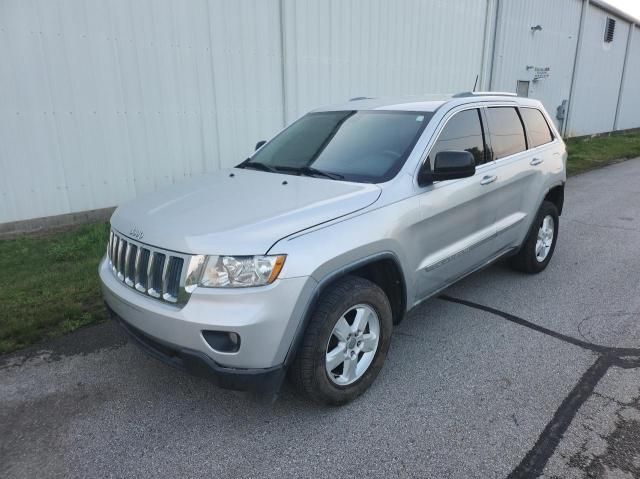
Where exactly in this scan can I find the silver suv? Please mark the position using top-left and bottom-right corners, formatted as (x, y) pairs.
(100, 92), (566, 405)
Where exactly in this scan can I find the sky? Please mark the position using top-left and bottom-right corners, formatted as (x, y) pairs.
(602, 0), (640, 20)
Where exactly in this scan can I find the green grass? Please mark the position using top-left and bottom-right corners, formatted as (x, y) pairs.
(566, 132), (640, 176)
(0, 223), (110, 354)
(1, 133), (640, 355)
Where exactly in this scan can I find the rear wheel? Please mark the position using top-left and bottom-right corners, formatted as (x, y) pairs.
(509, 200), (559, 274)
(289, 276), (393, 405)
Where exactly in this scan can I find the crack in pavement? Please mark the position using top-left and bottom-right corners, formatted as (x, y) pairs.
(569, 393), (640, 477)
(438, 294), (640, 479)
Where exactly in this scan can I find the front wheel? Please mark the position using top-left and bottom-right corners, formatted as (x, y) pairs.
(289, 276), (393, 405)
(509, 200), (559, 274)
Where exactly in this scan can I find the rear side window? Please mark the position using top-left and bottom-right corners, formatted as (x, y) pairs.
(485, 107), (527, 160)
(520, 108), (554, 148)
(428, 109), (486, 167)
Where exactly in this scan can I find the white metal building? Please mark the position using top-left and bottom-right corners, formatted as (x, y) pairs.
(1, 0), (639, 228)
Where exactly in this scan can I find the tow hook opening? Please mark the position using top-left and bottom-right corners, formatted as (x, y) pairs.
(202, 330), (241, 353)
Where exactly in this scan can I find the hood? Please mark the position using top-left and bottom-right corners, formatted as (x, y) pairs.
(111, 168), (381, 255)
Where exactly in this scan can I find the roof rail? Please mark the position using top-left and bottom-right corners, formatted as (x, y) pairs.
(349, 96), (373, 101)
(452, 91), (517, 98)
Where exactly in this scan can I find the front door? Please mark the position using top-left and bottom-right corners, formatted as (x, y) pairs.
(411, 107), (502, 301)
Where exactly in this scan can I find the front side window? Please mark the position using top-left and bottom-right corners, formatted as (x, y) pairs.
(485, 107), (527, 160)
(520, 108), (554, 148)
(428, 109), (486, 167)
(247, 110), (433, 183)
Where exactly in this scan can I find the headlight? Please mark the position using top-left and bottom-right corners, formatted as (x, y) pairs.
(187, 255), (286, 289)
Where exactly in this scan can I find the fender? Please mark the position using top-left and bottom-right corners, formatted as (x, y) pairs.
(282, 251), (407, 366)
(537, 181), (565, 216)
(545, 182), (565, 215)
(512, 181), (565, 256)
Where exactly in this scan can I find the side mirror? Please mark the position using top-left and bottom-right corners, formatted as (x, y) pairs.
(418, 150), (476, 185)
(255, 140), (267, 151)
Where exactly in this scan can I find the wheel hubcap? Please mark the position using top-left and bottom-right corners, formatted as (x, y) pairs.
(535, 215), (555, 262)
(325, 304), (380, 386)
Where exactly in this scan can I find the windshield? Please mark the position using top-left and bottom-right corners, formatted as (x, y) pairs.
(244, 110), (433, 183)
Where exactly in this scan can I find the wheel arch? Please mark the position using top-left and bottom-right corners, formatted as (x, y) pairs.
(283, 252), (407, 366)
(544, 183), (565, 215)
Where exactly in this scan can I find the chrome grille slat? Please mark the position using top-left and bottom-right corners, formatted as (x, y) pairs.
(125, 244), (137, 287)
(116, 238), (126, 281)
(133, 247), (143, 290)
(150, 253), (166, 297)
(161, 257), (183, 303)
(136, 249), (151, 292)
(113, 235), (118, 269)
(168, 258), (183, 299)
(147, 251), (160, 297)
(108, 229), (191, 306)
(108, 231), (114, 261)
(117, 239), (126, 280)
(112, 235), (119, 273)
(160, 256), (171, 301)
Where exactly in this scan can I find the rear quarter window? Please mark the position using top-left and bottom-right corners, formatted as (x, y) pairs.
(520, 108), (554, 148)
(485, 107), (527, 160)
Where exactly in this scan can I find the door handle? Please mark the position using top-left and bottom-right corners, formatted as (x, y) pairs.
(480, 175), (497, 185)
(530, 157), (544, 166)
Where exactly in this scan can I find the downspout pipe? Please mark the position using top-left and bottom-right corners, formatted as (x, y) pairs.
(614, 23), (634, 130)
(564, 0), (589, 138)
(487, 0), (501, 90)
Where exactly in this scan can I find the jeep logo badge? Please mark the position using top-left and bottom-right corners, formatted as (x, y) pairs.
(129, 227), (144, 240)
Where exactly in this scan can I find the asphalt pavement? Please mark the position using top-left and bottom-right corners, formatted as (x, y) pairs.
(2, 159), (640, 479)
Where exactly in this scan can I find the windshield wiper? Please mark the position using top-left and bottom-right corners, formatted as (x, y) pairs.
(236, 159), (278, 173)
(237, 159), (343, 180)
(293, 166), (344, 180)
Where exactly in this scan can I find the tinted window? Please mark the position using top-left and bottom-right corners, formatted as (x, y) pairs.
(520, 108), (553, 148)
(485, 107), (527, 159)
(428, 109), (486, 167)
(249, 110), (433, 183)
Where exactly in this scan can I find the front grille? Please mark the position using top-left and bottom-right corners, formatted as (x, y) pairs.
(107, 230), (192, 304)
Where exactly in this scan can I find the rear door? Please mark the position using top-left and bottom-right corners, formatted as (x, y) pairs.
(483, 105), (546, 250)
(412, 107), (502, 300)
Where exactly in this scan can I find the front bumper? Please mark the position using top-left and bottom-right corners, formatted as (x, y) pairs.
(107, 306), (286, 392)
(99, 256), (317, 371)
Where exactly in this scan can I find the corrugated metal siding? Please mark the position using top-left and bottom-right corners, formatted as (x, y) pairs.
(281, 0), (488, 122)
(0, 0), (284, 224)
(2, 0), (640, 225)
(567, 4), (630, 136)
(616, 25), (640, 131)
(490, 0), (583, 129)
(1, 0), (489, 224)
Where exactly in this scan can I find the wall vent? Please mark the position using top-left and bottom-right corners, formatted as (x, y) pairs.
(604, 17), (616, 43)
(516, 81), (530, 97)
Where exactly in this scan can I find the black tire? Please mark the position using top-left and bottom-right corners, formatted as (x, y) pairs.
(509, 200), (559, 274)
(289, 276), (393, 406)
